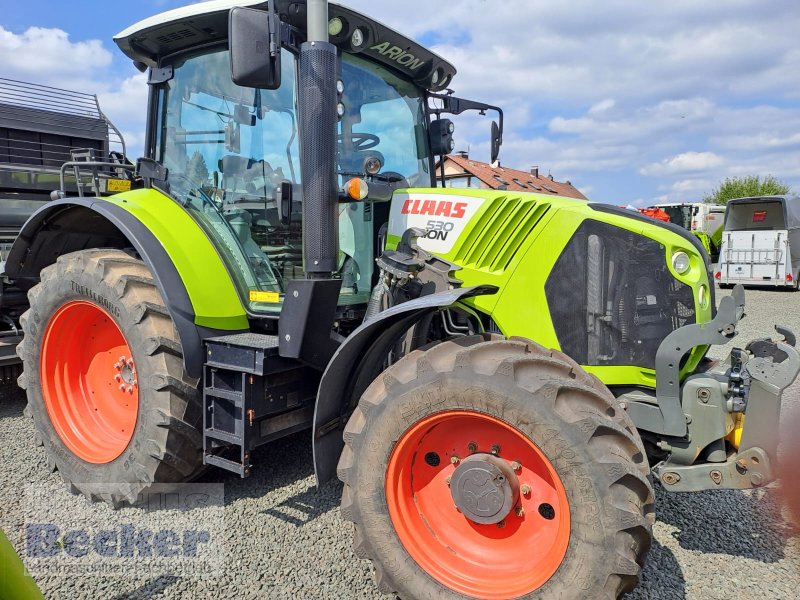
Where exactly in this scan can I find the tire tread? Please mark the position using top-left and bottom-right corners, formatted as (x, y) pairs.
(339, 335), (654, 599)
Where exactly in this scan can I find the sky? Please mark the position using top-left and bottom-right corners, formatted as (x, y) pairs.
(1, 0), (798, 206)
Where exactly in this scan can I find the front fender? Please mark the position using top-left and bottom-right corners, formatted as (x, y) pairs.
(313, 285), (497, 484)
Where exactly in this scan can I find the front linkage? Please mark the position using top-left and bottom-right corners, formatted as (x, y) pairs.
(627, 285), (799, 492)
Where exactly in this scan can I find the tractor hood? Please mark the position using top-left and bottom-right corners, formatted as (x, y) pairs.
(114, 0), (456, 92)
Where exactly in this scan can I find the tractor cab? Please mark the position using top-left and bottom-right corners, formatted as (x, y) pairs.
(114, 0), (495, 317)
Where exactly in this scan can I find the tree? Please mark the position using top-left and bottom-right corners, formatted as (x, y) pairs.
(703, 175), (790, 205)
(185, 151), (210, 187)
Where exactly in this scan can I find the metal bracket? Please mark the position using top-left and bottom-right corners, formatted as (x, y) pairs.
(727, 347), (749, 412)
(738, 333), (800, 460)
(776, 324), (796, 348)
(278, 279), (343, 370)
(148, 66), (174, 85)
(654, 447), (771, 492)
(136, 157), (168, 183)
(627, 285), (746, 436)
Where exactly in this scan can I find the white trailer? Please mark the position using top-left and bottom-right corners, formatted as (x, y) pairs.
(716, 195), (800, 289)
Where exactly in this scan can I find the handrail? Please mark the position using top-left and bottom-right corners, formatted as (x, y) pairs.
(58, 161), (135, 198)
(0, 78), (101, 119)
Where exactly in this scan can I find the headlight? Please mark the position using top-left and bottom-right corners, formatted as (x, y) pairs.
(328, 17), (344, 37)
(364, 156), (382, 176)
(672, 251), (691, 275)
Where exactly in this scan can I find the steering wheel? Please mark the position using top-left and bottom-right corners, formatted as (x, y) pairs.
(338, 132), (380, 152)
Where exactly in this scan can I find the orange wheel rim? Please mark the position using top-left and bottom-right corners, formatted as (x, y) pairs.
(40, 301), (139, 464)
(385, 411), (570, 599)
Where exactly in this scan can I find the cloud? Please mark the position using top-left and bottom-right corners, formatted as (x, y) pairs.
(0, 26), (112, 77)
(3, 1), (799, 204)
(97, 74), (148, 114)
(668, 178), (716, 194)
(349, 0), (800, 202)
(641, 152), (724, 177)
(588, 99), (615, 114)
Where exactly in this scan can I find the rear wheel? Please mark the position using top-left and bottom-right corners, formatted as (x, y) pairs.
(339, 335), (654, 599)
(18, 249), (203, 506)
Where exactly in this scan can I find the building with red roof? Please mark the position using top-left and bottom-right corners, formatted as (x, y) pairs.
(437, 153), (587, 200)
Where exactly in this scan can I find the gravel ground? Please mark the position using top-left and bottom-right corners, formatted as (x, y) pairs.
(1, 285), (798, 600)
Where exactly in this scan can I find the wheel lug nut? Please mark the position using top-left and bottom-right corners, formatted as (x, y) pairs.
(445, 477), (451, 487)
(497, 519), (505, 529)
(491, 444), (501, 456)
(127, 386), (133, 394)
(467, 442), (478, 453)
(511, 461), (522, 472)
(114, 374), (122, 382)
(516, 506), (525, 518)
(119, 384), (126, 391)
(521, 484), (532, 496)
(114, 363), (122, 370)
(450, 456), (460, 466)
(119, 356), (126, 363)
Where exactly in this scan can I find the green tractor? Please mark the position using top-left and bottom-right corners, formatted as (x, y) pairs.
(5, 1), (798, 598)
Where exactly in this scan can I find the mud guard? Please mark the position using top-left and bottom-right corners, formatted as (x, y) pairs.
(4, 198), (239, 378)
(313, 285), (497, 484)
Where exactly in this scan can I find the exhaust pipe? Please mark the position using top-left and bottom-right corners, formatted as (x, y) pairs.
(279, 0), (343, 365)
(306, 0), (329, 43)
(299, 0), (338, 277)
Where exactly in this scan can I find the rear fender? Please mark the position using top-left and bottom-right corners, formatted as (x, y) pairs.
(5, 194), (248, 378)
(313, 285), (497, 484)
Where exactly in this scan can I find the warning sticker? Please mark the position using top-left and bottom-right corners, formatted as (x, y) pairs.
(107, 179), (132, 193)
(249, 291), (281, 303)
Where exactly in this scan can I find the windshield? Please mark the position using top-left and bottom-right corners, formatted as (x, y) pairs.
(156, 47), (430, 314)
(339, 54), (430, 186)
(159, 47), (299, 307)
(725, 200), (788, 231)
(661, 205), (691, 230)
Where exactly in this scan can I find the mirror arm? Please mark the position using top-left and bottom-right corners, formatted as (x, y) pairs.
(428, 93), (504, 167)
(428, 93), (504, 144)
(268, 0), (279, 57)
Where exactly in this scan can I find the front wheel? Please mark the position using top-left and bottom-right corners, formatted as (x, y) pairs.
(339, 336), (654, 599)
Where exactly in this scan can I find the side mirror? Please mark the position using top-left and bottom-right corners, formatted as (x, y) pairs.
(490, 120), (502, 164)
(429, 118), (455, 157)
(229, 7), (281, 90)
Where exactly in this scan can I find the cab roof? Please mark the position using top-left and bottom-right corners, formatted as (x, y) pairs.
(114, 0), (456, 92)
